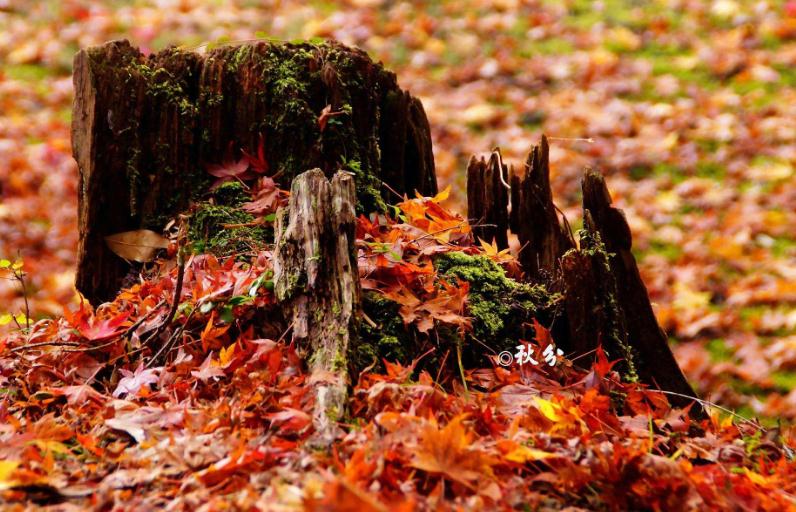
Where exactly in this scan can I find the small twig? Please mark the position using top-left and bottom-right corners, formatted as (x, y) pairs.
(18, 276), (30, 331)
(647, 389), (765, 431)
(554, 203), (577, 248)
(62, 336), (129, 354)
(123, 299), (167, 339)
(453, 337), (468, 394)
(491, 147), (511, 191)
(546, 136), (595, 143)
(380, 180), (405, 201)
(361, 311), (378, 329)
(142, 244), (186, 350)
(435, 348), (450, 384)
(275, 321), (294, 344)
(221, 218), (265, 229)
(9, 341), (81, 353)
(146, 311), (192, 368)
(406, 222), (469, 245)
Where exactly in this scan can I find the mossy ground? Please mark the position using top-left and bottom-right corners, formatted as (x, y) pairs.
(356, 291), (412, 371)
(434, 251), (558, 358)
(187, 181), (271, 256)
(355, 253), (559, 372)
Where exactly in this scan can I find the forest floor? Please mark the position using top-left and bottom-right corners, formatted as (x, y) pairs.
(1, 0), (796, 509)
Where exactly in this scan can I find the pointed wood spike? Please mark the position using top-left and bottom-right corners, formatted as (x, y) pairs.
(511, 136), (573, 284)
(579, 169), (704, 417)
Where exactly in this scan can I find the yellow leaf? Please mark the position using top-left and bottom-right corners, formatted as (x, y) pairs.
(673, 282), (711, 311)
(534, 397), (562, 422)
(0, 314), (12, 326)
(479, 238), (498, 256)
(431, 185), (451, 203)
(32, 439), (71, 455)
(505, 445), (556, 463)
(219, 342), (237, 367)
(0, 460), (19, 482)
(744, 468), (773, 486)
(105, 229), (169, 263)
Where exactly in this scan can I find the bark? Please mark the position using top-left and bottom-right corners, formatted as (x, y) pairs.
(510, 135), (574, 284)
(466, 151), (509, 249)
(273, 169), (359, 446)
(72, 39), (437, 304)
(580, 171), (700, 411)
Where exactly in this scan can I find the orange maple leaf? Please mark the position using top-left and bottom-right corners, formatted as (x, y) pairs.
(410, 415), (495, 488)
(201, 312), (230, 352)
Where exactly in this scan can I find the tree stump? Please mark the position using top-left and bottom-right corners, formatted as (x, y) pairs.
(467, 136), (703, 415)
(274, 169), (359, 446)
(72, 39), (436, 304)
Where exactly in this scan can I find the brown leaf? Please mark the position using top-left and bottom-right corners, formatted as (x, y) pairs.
(104, 230), (169, 263)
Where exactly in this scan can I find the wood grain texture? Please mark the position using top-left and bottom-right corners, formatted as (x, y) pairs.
(273, 169), (359, 445)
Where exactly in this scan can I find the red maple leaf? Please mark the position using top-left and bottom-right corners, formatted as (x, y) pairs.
(241, 176), (284, 216)
(64, 303), (130, 342)
(242, 134), (269, 174)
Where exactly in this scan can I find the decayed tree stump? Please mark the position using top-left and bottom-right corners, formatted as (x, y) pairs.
(72, 39), (436, 304)
(579, 171), (698, 409)
(72, 38), (701, 417)
(467, 135), (703, 415)
(273, 169), (359, 445)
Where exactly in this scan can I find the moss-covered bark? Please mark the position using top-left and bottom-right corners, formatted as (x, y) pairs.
(73, 39), (437, 304)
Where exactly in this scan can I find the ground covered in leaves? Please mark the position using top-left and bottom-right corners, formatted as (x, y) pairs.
(1, 191), (795, 510)
(1, 0), (796, 508)
(2, 0), (796, 425)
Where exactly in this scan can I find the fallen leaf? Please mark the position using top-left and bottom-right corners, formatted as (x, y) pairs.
(105, 230), (169, 263)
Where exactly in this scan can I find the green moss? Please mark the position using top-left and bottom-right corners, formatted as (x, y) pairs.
(227, 44), (253, 73)
(187, 182), (269, 256)
(126, 58), (198, 118)
(211, 181), (250, 207)
(356, 291), (411, 371)
(3, 63), (52, 82)
(771, 371), (796, 392)
(331, 348), (347, 373)
(434, 252), (557, 355)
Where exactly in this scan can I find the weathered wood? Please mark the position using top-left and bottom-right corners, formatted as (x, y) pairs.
(510, 135), (574, 284)
(72, 40), (437, 304)
(561, 212), (635, 377)
(273, 169), (359, 445)
(466, 150), (509, 249)
(467, 136), (702, 415)
(580, 170), (700, 412)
